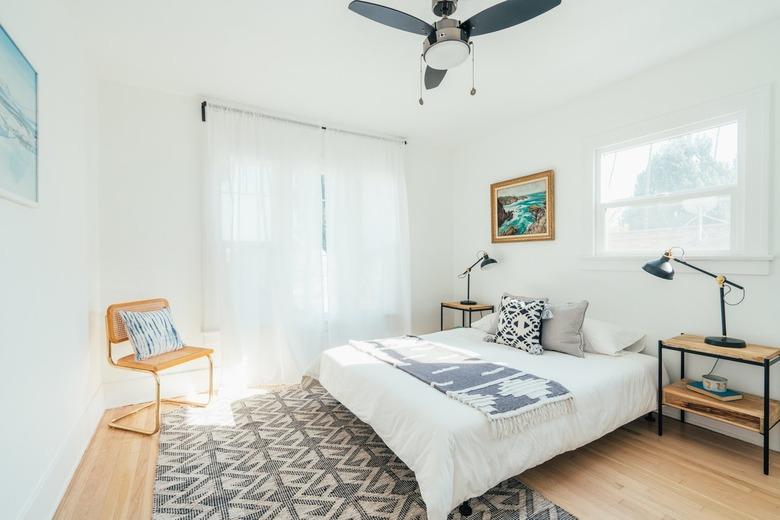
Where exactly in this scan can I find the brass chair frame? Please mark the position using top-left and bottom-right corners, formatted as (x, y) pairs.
(106, 298), (214, 435)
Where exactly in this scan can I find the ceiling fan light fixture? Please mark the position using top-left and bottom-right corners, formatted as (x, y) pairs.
(422, 20), (470, 71)
(424, 39), (470, 70)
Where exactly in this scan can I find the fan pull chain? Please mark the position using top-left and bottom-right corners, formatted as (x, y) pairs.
(470, 42), (476, 96)
(418, 54), (425, 105)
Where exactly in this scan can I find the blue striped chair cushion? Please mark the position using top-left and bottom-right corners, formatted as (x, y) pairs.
(118, 308), (184, 360)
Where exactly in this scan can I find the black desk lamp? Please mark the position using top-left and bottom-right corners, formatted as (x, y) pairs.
(458, 250), (498, 305)
(642, 247), (746, 348)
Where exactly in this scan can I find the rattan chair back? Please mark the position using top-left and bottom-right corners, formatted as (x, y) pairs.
(106, 298), (169, 344)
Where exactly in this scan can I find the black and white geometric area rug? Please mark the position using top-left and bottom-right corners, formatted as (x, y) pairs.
(154, 382), (577, 520)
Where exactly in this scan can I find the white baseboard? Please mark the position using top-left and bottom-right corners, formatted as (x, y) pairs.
(102, 366), (217, 409)
(18, 386), (105, 520)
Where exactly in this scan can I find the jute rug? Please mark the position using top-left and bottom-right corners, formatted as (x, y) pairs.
(154, 382), (577, 519)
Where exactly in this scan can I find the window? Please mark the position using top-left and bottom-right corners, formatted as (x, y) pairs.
(220, 167), (272, 243)
(584, 87), (770, 274)
(595, 119), (740, 255)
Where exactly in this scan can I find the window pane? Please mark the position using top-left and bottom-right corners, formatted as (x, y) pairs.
(604, 195), (731, 253)
(220, 168), (271, 243)
(600, 122), (738, 203)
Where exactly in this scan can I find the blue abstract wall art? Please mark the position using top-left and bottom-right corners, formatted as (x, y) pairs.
(0, 24), (37, 206)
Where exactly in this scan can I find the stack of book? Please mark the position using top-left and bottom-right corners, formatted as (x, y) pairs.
(686, 380), (743, 401)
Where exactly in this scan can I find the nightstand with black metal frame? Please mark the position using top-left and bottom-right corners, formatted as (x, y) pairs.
(658, 334), (780, 475)
(440, 301), (494, 330)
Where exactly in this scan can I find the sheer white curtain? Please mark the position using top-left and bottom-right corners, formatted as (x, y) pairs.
(203, 106), (326, 386)
(323, 131), (411, 345)
(204, 104), (410, 386)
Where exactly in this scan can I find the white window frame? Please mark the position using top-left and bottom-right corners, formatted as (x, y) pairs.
(594, 113), (745, 257)
(581, 86), (772, 275)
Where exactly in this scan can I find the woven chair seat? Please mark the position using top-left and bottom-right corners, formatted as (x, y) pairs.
(116, 346), (214, 372)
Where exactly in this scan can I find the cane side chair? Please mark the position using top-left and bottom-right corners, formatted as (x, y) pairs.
(105, 298), (214, 435)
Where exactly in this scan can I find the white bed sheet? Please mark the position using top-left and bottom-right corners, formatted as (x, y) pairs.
(318, 328), (662, 520)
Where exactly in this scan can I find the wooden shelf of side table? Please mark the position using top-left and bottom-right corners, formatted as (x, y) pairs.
(663, 380), (780, 433)
(658, 334), (780, 475)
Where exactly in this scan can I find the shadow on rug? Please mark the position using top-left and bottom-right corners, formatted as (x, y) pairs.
(154, 382), (577, 519)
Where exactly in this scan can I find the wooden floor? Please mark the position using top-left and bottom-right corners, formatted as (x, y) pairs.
(56, 399), (780, 520)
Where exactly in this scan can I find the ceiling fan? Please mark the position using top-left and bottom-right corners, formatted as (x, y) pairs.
(348, 0), (561, 92)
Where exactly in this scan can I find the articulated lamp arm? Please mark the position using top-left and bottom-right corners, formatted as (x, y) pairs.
(669, 256), (744, 290)
(652, 247), (747, 347)
(459, 253), (486, 278)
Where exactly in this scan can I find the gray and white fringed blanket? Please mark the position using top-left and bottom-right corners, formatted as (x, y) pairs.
(350, 336), (573, 436)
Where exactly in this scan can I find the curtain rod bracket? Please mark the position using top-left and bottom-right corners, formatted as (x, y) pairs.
(201, 101), (207, 122)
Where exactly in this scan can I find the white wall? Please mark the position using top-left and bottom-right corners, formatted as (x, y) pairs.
(406, 142), (455, 334)
(449, 19), (780, 449)
(97, 81), (209, 406)
(0, 1), (102, 518)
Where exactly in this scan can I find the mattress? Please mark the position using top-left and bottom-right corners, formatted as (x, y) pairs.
(318, 327), (661, 520)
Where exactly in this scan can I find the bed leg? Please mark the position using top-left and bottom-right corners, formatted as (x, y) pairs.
(459, 500), (472, 516)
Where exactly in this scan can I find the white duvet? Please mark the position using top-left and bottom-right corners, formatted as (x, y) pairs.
(318, 328), (661, 520)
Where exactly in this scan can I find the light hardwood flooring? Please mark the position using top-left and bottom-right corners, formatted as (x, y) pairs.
(55, 399), (780, 520)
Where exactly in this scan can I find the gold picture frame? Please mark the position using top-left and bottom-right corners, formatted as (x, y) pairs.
(490, 170), (555, 243)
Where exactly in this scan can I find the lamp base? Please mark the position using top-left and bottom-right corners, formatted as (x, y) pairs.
(704, 336), (747, 348)
(459, 299), (477, 306)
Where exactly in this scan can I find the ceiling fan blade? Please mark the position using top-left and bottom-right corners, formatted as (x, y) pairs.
(348, 1), (434, 35)
(424, 67), (447, 89)
(461, 0), (561, 37)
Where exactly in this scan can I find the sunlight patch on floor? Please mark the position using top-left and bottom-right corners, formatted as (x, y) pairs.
(177, 387), (272, 427)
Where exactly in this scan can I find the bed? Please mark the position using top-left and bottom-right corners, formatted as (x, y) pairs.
(318, 327), (662, 520)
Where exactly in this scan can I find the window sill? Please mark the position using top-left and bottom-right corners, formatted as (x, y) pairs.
(578, 255), (773, 276)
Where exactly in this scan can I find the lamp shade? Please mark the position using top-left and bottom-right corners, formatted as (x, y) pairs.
(642, 255), (674, 280)
(480, 254), (498, 269)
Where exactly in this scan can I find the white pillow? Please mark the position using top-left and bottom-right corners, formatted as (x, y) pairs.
(472, 312), (498, 334)
(623, 336), (647, 353)
(582, 318), (646, 355)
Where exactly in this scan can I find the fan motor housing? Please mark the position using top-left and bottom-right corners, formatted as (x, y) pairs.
(432, 0), (458, 17)
(423, 19), (470, 70)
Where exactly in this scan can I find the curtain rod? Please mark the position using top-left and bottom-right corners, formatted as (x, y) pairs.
(201, 101), (407, 145)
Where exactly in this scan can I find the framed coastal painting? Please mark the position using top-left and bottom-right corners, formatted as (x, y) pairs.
(490, 170), (555, 243)
(0, 25), (38, 206)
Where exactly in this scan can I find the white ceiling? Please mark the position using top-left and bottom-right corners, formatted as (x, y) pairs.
(72, 0), (780, 145)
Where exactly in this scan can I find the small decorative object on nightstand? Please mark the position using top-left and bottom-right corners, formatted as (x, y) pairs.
(440, 301), (494, 330)
(657, 334), (780, 475)
(701, 373), (729, 394)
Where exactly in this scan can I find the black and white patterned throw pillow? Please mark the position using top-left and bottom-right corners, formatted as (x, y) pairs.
(488, 296), (546, 354)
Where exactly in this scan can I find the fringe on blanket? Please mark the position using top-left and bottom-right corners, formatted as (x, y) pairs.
(442, 375), (574, 436)
(458, 395), (575, 437)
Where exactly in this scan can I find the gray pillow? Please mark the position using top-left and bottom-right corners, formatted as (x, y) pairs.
(541, 301), (589, 357)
